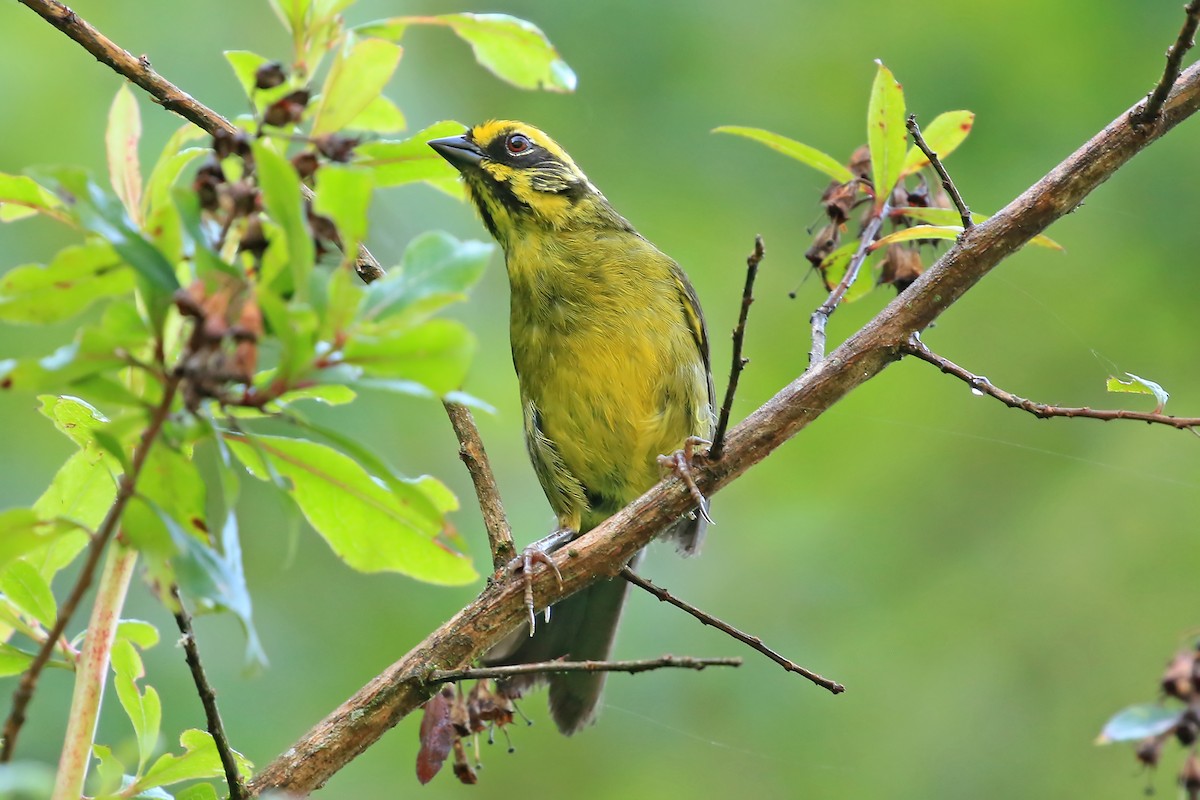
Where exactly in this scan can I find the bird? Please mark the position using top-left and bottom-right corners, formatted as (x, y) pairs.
(429, 121), (713, 734)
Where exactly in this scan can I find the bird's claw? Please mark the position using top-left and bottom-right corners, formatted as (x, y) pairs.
(657, 436), (713, 525)
(505, 540), (566, 636)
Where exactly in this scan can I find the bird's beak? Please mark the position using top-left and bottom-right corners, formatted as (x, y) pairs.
(428, 134), (484, 170)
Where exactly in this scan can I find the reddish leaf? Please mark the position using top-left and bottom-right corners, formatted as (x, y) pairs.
(416, 687), (455, 784)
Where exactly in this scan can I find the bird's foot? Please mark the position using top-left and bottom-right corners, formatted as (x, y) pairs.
(505, 528), (573, 635)
(657, 436), (714, 525)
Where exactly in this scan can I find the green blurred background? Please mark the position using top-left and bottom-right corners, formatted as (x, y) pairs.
(2, 0), (1198, 797)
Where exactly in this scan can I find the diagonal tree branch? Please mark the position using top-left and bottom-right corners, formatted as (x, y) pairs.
(246, 61), (1200, 797)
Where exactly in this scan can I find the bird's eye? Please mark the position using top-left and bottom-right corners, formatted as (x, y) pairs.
(505, 133), (532, 155)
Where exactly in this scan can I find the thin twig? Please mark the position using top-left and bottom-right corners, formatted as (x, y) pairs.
(809, 201), (890, 366)
(170, 586), (246, 800)
(710, 235), (764, 461)
(443, 401), (515, 571)
(901, 338), (1200, 431)
(906, 115), (973, 230)
(1, 373), (182, 762)
(429, 655), (741, 683)
(15, 0), (385, 284)
(620, 568), (845, 695)
(1135, 0), (1200, 124)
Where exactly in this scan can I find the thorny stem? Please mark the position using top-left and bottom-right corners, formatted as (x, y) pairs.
(710, 235), (765, 461)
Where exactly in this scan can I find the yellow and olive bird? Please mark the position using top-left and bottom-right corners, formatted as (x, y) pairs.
(430, 121), (713, 734)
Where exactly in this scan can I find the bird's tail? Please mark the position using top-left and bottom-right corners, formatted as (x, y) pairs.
(485, 551), (644, 734)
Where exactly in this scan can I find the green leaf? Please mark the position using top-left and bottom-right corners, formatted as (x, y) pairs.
(311, 35), (404, 136)
(173, 511), (268, 671)
(272, 383), (358, 408)
(0, 173), (72, 225)
(253, 141), (314, 302)
(0, 643), (36, 677)
(900, 110), (974, 177)
(131, 729), (251, 794)
(267, 0), (310, 36)
(344, 318), (474, 395)
(142, 124), (209, 222)
(1096, 703), (1182, 743)
(867, 60), (906, 209)
(36, 168), (179, 296)
(224, 50), (271, 100)
(0, 560), (57, 629)
(363, 231), (492, 325)
(313, 165), (373, 257)
(1106, 373), (1170, 410)
(818, 243), (879, 304)
(91, 744), (127, 797)
(258, 290), (319, 384)
(712, 126), (854, 184)
(360, 13), (576, 92)
(356, 120), (466, 195)
(175, 783), (220, 800)
(116, 619), (161, 650)
(133, 445), (209, 553)
(0, 510), (82, 573)
(32, 449), (115, 575)
(319, 263), (364, 340)
(871, 225), (962, 249)
(314, 0), (355, 15)
(174, 188), (243, 280)
(144, 148), (207, 229)
(1, 297), (153, 396)
(892, 206), (1071, 248)
(346, 95), (406, 134)
(106, 85), (143, 225)
(0, 243), (134, 325)
(38, 394), (115, 451)
(111, 638), (162, 773)
(287, 415), (438, 506)
(227, 434), (476, 585)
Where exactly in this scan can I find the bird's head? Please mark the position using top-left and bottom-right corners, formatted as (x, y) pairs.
(429, 121), (623, 245)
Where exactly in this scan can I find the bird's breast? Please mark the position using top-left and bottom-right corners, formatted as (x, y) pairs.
(505, 234), (706, 507)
